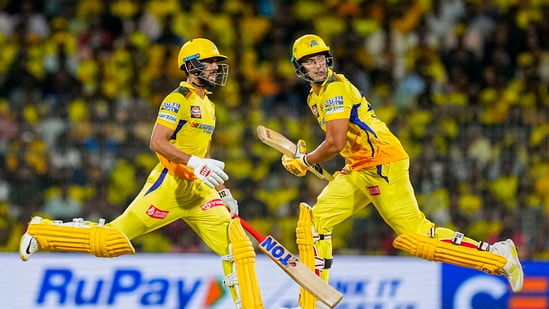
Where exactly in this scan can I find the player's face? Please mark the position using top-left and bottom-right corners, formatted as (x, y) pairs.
(195, 58), (228, 89)
(301, 54), (327, 82)
(201, 59), (220, 83)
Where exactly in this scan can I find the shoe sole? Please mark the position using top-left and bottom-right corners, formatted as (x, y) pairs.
(19, 233), (34, 262)
(19, 216), (43, 262)
(506, 239), (524, 292)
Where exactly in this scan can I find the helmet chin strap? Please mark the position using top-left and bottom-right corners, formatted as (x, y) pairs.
(194, 77), (216, 91)
(201, 78), (216, 91)
(189, 72), (216, 92)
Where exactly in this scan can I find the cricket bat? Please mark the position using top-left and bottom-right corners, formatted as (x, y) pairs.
(237, 216), (343, 308)
(256, 125), (334, 181)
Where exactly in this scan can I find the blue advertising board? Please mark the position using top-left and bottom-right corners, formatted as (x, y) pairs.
(442, 261), (549, 309)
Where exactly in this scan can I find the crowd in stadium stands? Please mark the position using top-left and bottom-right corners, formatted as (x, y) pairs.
(0, 0), (548, 259)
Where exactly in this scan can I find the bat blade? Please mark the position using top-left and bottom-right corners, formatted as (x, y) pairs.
(256, 125), (333, 181)
(256, 235), (343, 308)
(256, 125), (298, 157)
(238, 218), (343, 308)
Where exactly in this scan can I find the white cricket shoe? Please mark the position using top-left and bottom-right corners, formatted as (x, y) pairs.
(19, 216), (43, 261)
(490, 239), (524, 292)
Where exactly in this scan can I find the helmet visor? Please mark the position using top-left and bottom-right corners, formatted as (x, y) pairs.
(294, 54), (333, 83)
(186, 57), (229, 88)
(199, 62), (229, 87)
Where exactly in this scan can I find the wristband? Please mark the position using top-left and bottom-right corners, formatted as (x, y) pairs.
(218, 188), (231, 198)
(301, 154), (311, 166)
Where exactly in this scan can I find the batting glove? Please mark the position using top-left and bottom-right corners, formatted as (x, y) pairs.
(218, 188), (239, 217)
(281, 139), (310, 177)
(187, 155), (229, 188)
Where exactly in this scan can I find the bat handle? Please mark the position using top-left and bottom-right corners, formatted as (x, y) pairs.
(234, 216), (266, 242)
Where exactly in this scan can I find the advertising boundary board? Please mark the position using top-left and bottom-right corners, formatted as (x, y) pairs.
(1, 253), (545, 308)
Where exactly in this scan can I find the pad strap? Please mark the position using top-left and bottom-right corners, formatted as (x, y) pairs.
(313, 233), (332, 242)
(223, 272), (239, 287)
(477, 241), (491, 252)
(315, 257), (333, 270)
(221, 253), (235, 262)
(452, 232), (464, 245)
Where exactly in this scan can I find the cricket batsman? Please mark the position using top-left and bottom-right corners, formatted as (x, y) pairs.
(279, 34), (523, 309)
(19, 38), (263, 309)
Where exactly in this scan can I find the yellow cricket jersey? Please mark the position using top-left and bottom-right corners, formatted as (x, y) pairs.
(155, 81), (216, 179)
(307, 70), (409, 170)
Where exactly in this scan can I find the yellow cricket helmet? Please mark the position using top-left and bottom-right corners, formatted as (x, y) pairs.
(177, 38), (227, 71)
(291, 34), (330, 63)
(177, 38), (229, 88)
(291, 34), (333, 82)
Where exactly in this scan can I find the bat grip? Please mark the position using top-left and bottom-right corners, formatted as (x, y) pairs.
(235, 216), (266, 242)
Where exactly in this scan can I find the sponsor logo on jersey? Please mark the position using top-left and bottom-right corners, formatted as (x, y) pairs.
(161, 102), (180, 113)
(325, 96), (344, 115)
(189, 122), (215, 134)
(367, 186), (381, 196)
(200, 199), (225, 211)
(312, 104), (319, 118)
(325, 96), (343, 107)
(191, 106), (202, 118)
(146, 205), (169, 219)
(158, 112), (177, 124)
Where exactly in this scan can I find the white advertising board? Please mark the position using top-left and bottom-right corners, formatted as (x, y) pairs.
(1, 253), (439, 308)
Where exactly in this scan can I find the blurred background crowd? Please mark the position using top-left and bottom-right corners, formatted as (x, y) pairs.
(0, 0), (548, 259)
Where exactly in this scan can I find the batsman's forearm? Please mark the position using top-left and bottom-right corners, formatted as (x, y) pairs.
(306, 141), (340, 165)
(151, 139), (191, 164)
